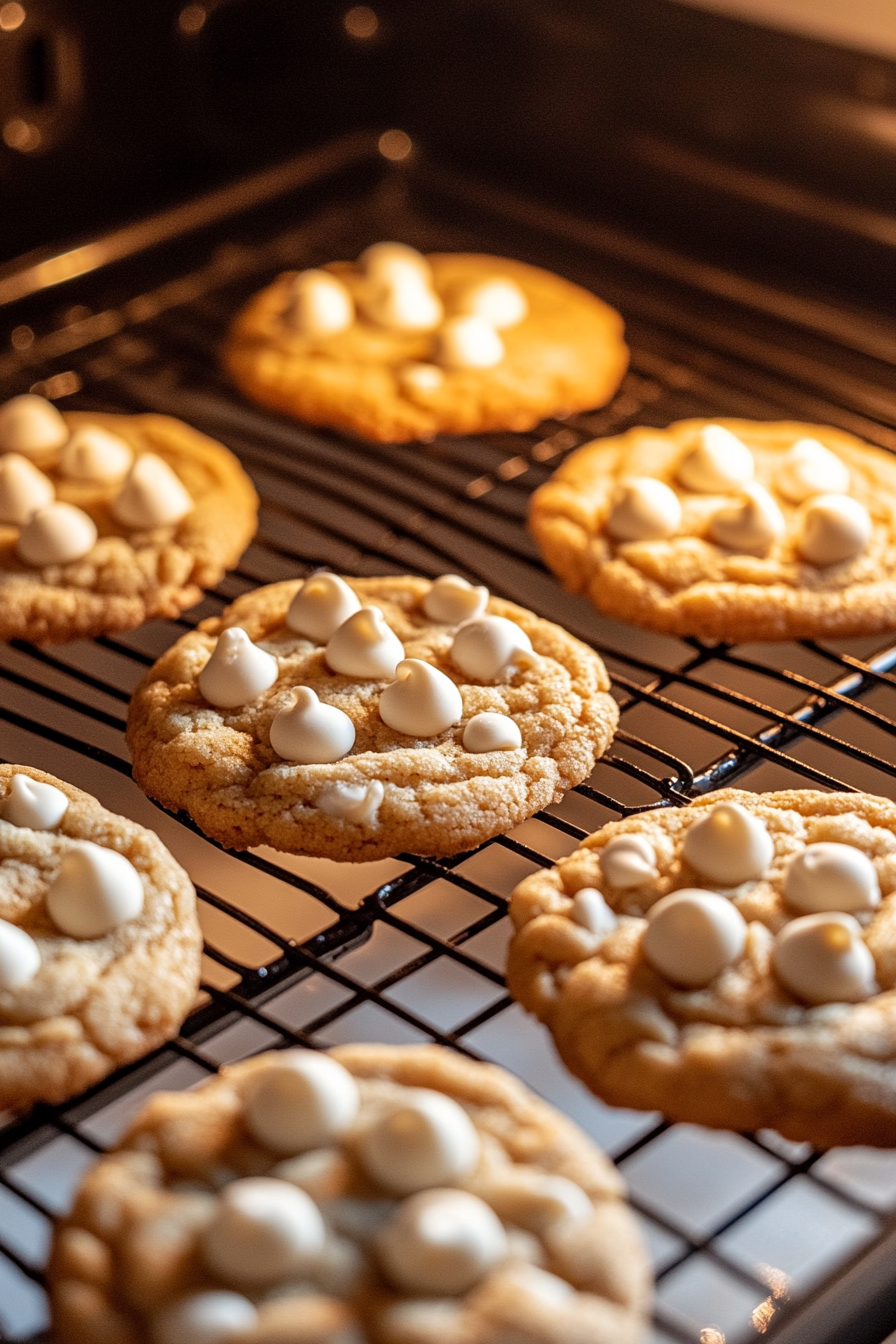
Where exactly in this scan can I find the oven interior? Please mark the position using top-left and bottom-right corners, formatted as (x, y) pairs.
(0, 107), (895, 1344)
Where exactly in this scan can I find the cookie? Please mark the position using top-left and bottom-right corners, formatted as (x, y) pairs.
(126, 573), (619, 861)
(223, 243), (628, 442)
(48, 1042), (652, 1344)
(507, 788), (896, 1148)
(530, 417), (896, 642)
(0, 395), (259, 644)
(0, 764), (202, 1111)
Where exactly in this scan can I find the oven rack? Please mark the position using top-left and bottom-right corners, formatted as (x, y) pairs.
(0, 137), (896, 1344)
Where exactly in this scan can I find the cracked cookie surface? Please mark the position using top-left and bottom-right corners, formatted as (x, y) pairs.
(126, 575), (619, 860)
(530, 418), (896, 641)
(507, 789), (896, 1148)
(0, 764), (202, 1111)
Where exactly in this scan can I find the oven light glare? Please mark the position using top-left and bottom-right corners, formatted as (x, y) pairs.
(379, 129), (412, 161)
(344, 5), (378, 39)
(3, 117), (40, 151)
(0, 3), (25, 32)
(178, 4), (206, 36)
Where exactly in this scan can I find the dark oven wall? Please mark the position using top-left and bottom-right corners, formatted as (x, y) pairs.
(0, 0), (895, 303)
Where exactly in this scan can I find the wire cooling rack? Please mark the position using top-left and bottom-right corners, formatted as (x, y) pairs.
(1, 135), (896, 1344)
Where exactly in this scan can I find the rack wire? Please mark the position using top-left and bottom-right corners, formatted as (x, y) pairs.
(1, 136), (896, 1344)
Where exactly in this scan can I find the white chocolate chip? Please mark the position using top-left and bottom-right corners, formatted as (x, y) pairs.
(708, 482), (785, 554)
(570, 887), (617, 937)
(326, 607), (405, 679)
(17, 502), (97, 567)
(0, 395), (68, 459)
(775, 438), (850, 503)
(199, 628), (279, 709)
(112, 454), (193, 528)
(682, 801), (774, 886)
(642, 888), (748, 988)
(282, 269), (354, 337)
(1, 774), (68, 829)
(271, 1147), (349, 1200)
(151, 1290), (258, 1344)
(359, 1089), (481, 1194)
(317, 780), (384, 826)
(771, 912), (878, 1005)
(423, 574), (489, 624)
(398, 362), (445, 397)
(435, 315), (504, 369)
(495, 1263), (576, 1305)
(0, 918), (41, 991)
(599, 834), (659, 888)
(361, 274), (443, 333)
(606, 477), (681, 542)
(241, 1051), (359, 1156)
(453, 277), (528, 329)
(785, 842), (880, 914)
(377, 1299), (465, 1343)
(677, 424), (755, 493)
(286, 573), (361, 642)
(269, 687), (355, 763)
(483, 1169), (592, 1235)
(201, 1178), (325, 1288)
(450, 615), (532, 681)
(796, 493), (871, 566)
(59, 425), (133, 482)
(0, 454), (54, 525)
(359, 241), (432, 286)
(462, 711), (522, 752)
(379, 658), (463, 737)
(376, 1189), (507, 1296)
(45, 841), (144, 939)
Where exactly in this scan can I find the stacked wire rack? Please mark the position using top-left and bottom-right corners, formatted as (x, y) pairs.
(1, 137), (896, 1344)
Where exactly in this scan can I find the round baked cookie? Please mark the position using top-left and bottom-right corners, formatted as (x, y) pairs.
(529, 417), (896, 641)
(126, 573), (619, 860)
(48, 1043), (652, 1344)
(0, 397), (259, 644)
(507, 788), (896, 1148)
(223, 245), (628, 442)
(0, 764), (202, 1111)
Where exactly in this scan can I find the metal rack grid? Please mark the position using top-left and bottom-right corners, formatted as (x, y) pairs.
(1, 136), (896, 1344)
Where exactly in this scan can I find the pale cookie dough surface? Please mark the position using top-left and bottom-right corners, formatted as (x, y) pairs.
(530, 418), (896, 641)
(48, 1044), (651, 1344)
(126, 575), (619, 861)
(0, 765), (202, 1111)
(223, 253), (628, 442)
(507, 789), (896, 1148)
(0, 411), (258, 644)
